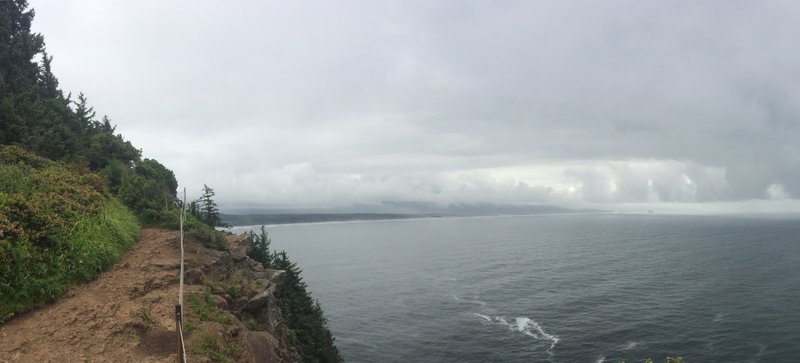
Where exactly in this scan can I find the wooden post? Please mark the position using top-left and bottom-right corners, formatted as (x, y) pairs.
(175, 304), (183, 363)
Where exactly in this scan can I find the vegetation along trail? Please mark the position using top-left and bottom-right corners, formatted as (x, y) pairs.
(0, 228), (183, 362)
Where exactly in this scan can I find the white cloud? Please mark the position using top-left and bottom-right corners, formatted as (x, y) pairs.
(29, 0), (800, 211)
(766, 183), (790, 200)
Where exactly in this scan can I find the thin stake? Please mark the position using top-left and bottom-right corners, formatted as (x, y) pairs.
(179, 188), (185, 308)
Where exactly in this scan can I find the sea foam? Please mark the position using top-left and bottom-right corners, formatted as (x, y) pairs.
(476, 314), (560, 351)
(622, 341), (639, 350)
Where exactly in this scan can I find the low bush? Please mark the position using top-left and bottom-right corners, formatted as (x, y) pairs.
(0, 148), (139, 322)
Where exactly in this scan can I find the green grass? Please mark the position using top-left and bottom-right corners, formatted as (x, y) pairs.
(186, 290), (232, 325)
(186, 329), (240, 362)
(185, 289), (240, 362)
(0, 147), (140, 322)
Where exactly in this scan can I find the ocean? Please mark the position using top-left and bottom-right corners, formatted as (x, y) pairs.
(232, 214), (800, 362)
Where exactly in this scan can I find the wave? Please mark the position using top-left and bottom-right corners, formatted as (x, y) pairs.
(622, 341), (639, 350)
(714, 312), (725, 323)
(473, 313), (492, 322)
(475, 314), (560, 351)
(596, 355), (606, 363)
(452, 294), (487, 306)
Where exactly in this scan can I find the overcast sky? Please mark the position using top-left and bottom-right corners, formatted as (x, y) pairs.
(30, 0), (800, 213)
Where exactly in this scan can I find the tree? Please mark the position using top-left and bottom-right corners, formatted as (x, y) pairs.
(197, 184), (223, 227)
(247, 225), (272, 267)
(0, 0), (45, 145)
(271, 249), (343, 362)
(73, 92), (96, 130)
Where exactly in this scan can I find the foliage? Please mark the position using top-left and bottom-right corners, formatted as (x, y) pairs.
(187, 289), (232, 325)
(190, 184), (229, 228)
(247, 225), (271, 267)
(185, 289), (239, 362)
(247, 226), (341, 363)
(136, 306), (156, 333)
(186, 213), (228, 250)
(185, 329), (240, 362)
(0, 0), (141, 165)
(0, 0), (179, 227)
(155, 206), (226, 250)
(0, 149), (139, 322)
(118, 158), (178, 224)
(271, 250), (342, 362)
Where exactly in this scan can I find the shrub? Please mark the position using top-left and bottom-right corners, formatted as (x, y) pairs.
(0, 148), (139, 322)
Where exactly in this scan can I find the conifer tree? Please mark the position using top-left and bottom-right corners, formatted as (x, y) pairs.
(198, 184), (221, 227)
(247, 225), (272, 267)
(73, 92), (96, 130)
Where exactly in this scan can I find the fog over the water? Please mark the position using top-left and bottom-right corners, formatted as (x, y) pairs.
(31, 1), (800, 213)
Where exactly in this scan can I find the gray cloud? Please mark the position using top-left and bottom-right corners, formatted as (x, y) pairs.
(31, 0), (800, 211)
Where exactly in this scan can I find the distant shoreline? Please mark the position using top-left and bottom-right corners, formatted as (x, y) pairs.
(221, 213), (445, 227)
(223, 211), (617, 230)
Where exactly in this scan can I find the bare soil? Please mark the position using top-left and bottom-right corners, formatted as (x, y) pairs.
(0, 228), (185, 362)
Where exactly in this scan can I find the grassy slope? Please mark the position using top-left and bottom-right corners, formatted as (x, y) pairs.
(0, 146), (139, 322)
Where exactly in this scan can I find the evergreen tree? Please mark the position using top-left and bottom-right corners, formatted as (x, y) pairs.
(0, 0), (178, 226)
(73, 92), (96, 130)
(198, 184), (221, 227)
(272, 250), (343, 362)
(0, 0), (45, 145)
(247, 225), (272, 267)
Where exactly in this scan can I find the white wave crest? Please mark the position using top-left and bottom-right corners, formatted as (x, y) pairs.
(454, 296), (487, 306)
(596, 355), (606, 363)
(476, 315), (560, 351)
(473, 313), (492, 322)
(623, 341), (639, 350)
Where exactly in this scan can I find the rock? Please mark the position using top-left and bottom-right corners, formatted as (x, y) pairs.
(242, 331), (281, 363)
(230, 245), (248, 262)
(185, 268), (205, 284)
(243, 290), (272, 313)
(211, 294), (228, 309)
(247, 260), (264, 272)
(266, 270), (286, 286)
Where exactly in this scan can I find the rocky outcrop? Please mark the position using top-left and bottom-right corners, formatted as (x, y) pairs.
(183, 233), (301, 363)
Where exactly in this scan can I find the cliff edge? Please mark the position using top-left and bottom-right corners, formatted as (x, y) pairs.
(0, 228), (304, 362)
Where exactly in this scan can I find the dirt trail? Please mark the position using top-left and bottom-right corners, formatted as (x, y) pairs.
(0, 228), (184, 362)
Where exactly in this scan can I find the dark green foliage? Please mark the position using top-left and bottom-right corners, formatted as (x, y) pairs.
(84, 115), (141, 170)
(194, 184), (228, 228)
(0, 1), (141, 164)
(246, 225), (271, 267)
(118, 158), (178, 224)
(0, 147), (139, 322)
(0, 1), (177, 226)
(248, 226), (341, 362)
(0, 144), (50, 168)
(151, 207), (226, 250)
(186, 214), (227, 250)
(271, 250), (343, 363)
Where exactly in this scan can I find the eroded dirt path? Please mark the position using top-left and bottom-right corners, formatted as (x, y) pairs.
(0, 228), (183, 362)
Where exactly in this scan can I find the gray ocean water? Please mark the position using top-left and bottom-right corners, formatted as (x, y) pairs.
(233, 214), (800, 362)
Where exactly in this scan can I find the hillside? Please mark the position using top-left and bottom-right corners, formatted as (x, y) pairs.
(0, 1), (340, 361)
(0, 229), (310, 362)
(0, 145), (140, 321)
